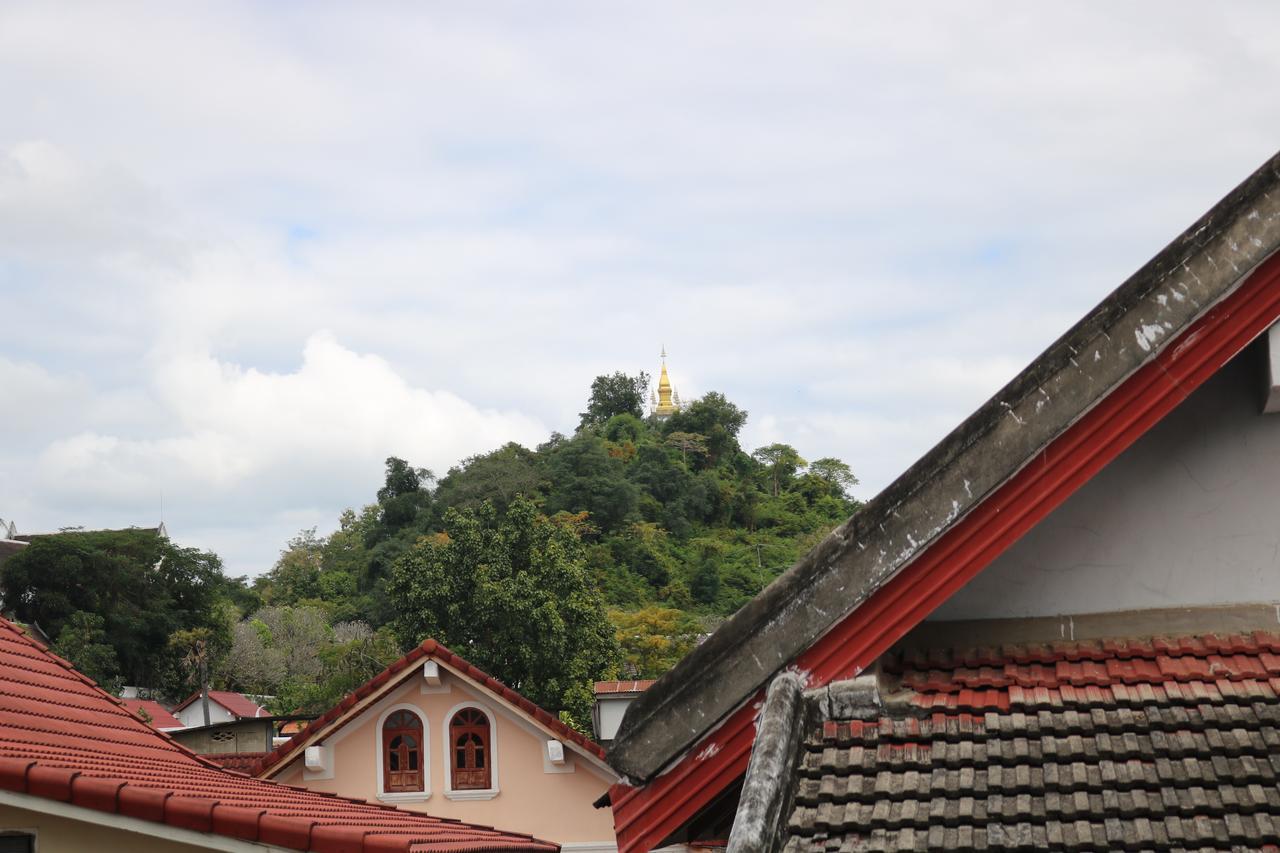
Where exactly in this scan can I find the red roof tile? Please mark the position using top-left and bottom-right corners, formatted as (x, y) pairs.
(0, 617), (558, 852)
(200, 752), (270, 773)
(120, 698), (184, 730)
(594, 680), (655, 696)
(175, 690), (269, 719)
(258, 639), (606, 778)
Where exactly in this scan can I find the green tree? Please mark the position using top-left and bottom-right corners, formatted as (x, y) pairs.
(609, 606), (704, 678)
(543, 434), (638, 532)
(807, 457), (859, 498)
(0, 529), (233, 692)
(579, 371), (650, 430)
(663, 392), (748, 462)
(388, 497), (620, 724)
(434, 442), (546, 514)
(665, 431), (708, 466)
(376, 456), (434, 530)
(52, 611), (121, 691)
(752, 443), (807, 496)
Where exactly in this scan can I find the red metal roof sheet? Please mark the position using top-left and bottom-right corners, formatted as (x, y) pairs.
(594, 681), (655, 696)
(120, 698), (184, 730)
(175, 690), (269, 719)
(258, 639), (605, 778)
(0, 617), (558, 852)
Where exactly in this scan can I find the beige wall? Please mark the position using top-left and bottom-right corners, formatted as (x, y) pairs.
(272, 671), (617, 846)
(0, 803), (217, 853)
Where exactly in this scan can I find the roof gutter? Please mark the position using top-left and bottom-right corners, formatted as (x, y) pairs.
(0, 788), (289, 852)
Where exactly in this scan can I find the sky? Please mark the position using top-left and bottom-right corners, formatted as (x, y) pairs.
(3, 2), (1280, 577)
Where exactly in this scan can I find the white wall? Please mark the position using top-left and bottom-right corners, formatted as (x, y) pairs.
(933, 345), (1280, 621)
(175, 700), (234, 729)
(594, 696), (635, 742)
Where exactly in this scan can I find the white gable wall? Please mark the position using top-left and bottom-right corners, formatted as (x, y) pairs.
(934, 343), (1280, 621)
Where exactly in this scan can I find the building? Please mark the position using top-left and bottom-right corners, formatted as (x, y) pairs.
(592, 681), (654, 744)
(119, 697), (184, 732)
(255, 638), (621, 851)
(0, 617), (558, 852)
(604, 152), (1280, 850)
(173, 690), (270, 728)
(650, 348), (681, 419)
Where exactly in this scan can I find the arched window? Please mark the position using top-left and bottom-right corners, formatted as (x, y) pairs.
(383, 709), (423, 792)
(450, 707), (491, 790)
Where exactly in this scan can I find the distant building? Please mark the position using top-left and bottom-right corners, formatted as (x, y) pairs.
(173, 690), (270, 727)
(592, 680), (654, 744)
(649, 347), (681, 419)
(119, 697), (184, 732)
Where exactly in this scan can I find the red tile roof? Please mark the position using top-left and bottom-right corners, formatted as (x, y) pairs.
(0, 617), (558, 852)
(258, 639), (606, 777)
(175, 690), (269, 719)
(120, 698), (184, 730)
(200, 752), (270, 773)
(594, 680), (655, 696)
(782, 631), (1280, 851)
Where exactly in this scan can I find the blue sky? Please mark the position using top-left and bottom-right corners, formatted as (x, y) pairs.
(3, 2), (1280, 575)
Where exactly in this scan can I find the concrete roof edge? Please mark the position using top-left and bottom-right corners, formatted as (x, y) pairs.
(607, 149), (1280, 783)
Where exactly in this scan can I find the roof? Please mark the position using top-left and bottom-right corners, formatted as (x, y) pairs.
(607, 152), (1280, 849)
(120, 698), (184, 730)
(200, 752), (271, 774)
(595, 680), (656, 696)
(257, 638), (607, 778)
(746, 631), (1280, 852)
(175, 690), (269, 719)
(0, 616), (558, 852)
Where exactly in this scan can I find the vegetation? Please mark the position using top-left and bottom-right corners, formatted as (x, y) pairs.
(2, 372), (860, 726)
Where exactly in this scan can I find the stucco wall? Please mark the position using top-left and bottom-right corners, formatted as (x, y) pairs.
(0, 802), (214, 853)
(934, 345), (1280, 621)
(176, 701), (235, 729)
(272, 672), (617, 846)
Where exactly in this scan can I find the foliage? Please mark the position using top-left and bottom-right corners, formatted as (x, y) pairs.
(52, 611), (122, 692)
(579, 371), (650, 430)
(388, 497), (620, 724)
(610, 606), (704, 678)
(0, 529), (231, 694)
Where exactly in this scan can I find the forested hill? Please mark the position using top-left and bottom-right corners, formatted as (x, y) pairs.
(1, 372), (859, 728)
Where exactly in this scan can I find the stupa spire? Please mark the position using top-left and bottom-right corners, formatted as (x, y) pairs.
(652, 345), (679, 419)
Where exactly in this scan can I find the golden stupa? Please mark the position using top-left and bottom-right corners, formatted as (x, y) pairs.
(651, 346), (681, 419)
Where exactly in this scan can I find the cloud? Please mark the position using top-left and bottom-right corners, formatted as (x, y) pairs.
(5, 2), (1280, 572)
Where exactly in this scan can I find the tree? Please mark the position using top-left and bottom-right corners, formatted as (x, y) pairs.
(52, 612), (121, 691)
(609, 606), (704, 679)
(542, 434), (638, 532)
(807, 457), (859, 497)
(665, 431), (708, 466)
(0, 529), (233, 692)
(256, 529), (323, 606)
(752, 443), (807, 496)
(434, 443), (546, 514)
(579, 371), (650, 430)
(376, 456), (434, 530)
(388, 497), (620, 725)
(663, 392), (748, 462)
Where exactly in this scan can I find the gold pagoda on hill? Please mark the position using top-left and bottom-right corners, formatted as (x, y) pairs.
(650, 346), (681, 419)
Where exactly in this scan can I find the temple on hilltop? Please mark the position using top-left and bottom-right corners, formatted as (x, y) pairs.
(649, 347), (680, 419)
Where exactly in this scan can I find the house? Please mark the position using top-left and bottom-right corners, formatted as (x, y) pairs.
(593, 681), (655, 744)
(255, 638), (621, 851)
(173, 690), (270, 727)
(119, 697), (184, 731)
(605, 151), (1280, 852)
(0, 615), (558, 852)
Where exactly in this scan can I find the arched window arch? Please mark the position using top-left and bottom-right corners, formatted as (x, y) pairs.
(382, 709), (424, 793)
(449, 707), (491, 790)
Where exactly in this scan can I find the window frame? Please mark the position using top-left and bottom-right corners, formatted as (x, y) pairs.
(441, 701), (499, 800)
(374, 703), (431, 802)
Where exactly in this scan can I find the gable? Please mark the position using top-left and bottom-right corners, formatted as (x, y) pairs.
(936, 340), (1280, 621)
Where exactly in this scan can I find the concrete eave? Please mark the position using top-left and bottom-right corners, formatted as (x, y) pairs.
(608, 150), (1280, 783)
